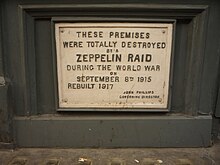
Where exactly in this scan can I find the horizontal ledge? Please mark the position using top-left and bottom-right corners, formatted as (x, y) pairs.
(19, 4), (208, 11)
(18, 4), (209, 19)
(14, 115), (212, 148)
(14, 114), (211, 121)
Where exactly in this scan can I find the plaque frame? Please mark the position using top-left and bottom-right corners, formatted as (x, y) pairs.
(51, 18), (176, 112)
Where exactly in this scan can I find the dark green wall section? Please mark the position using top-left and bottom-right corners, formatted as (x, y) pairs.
(0, 83), (13, 147)
(0, 3), (13, 147)
(14, 115), (212, 148)
(216, 83), (220, 117)
(0, 0), (219, 147)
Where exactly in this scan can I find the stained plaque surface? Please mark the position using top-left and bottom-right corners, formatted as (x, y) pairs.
(55, 23), (173, 110)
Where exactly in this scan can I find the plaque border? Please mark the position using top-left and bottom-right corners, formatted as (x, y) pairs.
(51, 18), (176, 112)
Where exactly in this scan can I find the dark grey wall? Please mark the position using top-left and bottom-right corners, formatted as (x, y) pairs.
(3, 1), (220, 116)
(215, 59), (220, 117)
(0, 3), (13, 147)
(1, 1), (214, 116)
(0, 0), (220, 147)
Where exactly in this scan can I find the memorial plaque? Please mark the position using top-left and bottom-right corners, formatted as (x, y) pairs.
(55, 23), (173, 110)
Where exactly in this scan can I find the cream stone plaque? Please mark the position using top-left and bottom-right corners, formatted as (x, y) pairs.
(55, 23), (173, 110)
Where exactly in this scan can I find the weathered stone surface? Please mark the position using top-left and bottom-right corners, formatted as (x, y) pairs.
(0, 143), (219, 165)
